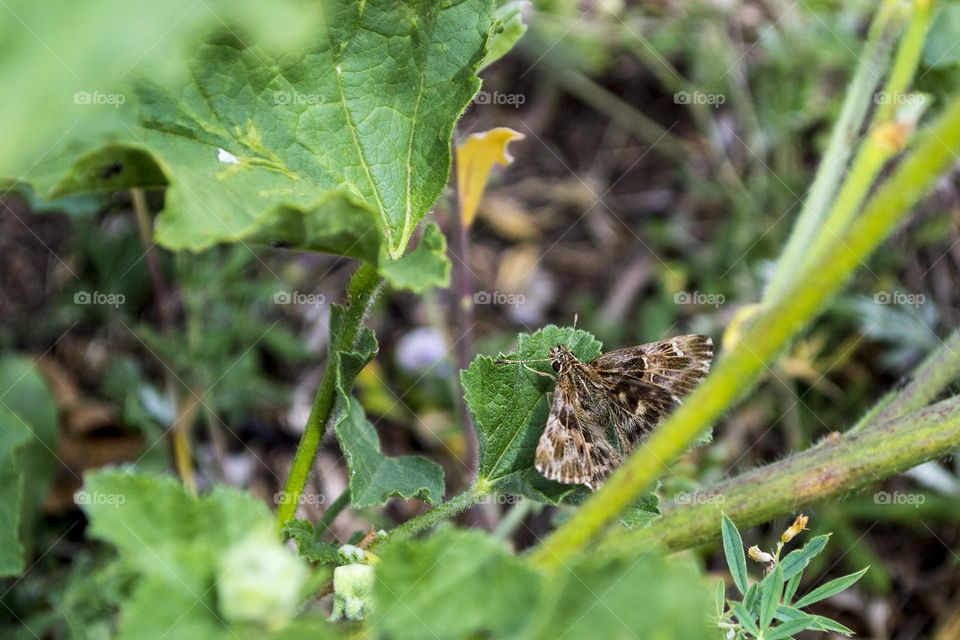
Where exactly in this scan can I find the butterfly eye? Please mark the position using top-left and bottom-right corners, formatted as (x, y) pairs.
(552, 360), (561, 372)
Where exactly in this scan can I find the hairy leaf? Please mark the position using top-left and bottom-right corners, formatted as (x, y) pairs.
(463, 325), (601, 503)
(0, 356), (59, 577)
(373, 525), (540, 640)
(329, 306), (445, 507)
(522, 549), (713, 639)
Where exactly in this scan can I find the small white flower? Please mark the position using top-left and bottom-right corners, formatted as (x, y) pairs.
(329, 564), (375, 621)
(338, 544), (366, 563)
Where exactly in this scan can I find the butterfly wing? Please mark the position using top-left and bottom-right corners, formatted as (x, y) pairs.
(589, 335), (713, 449)
(535, 373), (617, 490)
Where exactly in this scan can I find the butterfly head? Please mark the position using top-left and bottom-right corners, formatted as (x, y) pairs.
(549, 343), (578, 373)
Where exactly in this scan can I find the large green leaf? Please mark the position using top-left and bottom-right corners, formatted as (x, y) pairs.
(521, 549), (714, 639)
(0, 1), (321, 183)
(80, 469), (332, 638)
(373, 525), (540, 640)
(462, 326), (601, 503)
(328, 307), (445, 507)
(26, 1), (493, 262)
(0, 356), (59, 577)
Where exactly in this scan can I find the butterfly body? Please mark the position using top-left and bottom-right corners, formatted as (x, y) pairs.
(534, 336), (713, 490)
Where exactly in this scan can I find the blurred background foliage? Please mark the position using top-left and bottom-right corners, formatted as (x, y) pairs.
(3, 0), (960, 637)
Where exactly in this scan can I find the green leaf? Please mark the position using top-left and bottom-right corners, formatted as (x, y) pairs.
(618, 487), (662, 529)
(783, 571), (802, 605)
(29, 1), (494, 262)
(759, 564), (784, 631)
(714, 578), (726, 620)
(780, 534), (830, 580)
(334, 397), (446, 508)
(523, 549), (713, 639)
(0, 1), (323, 182)
(378, 222), (451, 293)
(807, 615), (855, 635)
(373, 525), (540, 640)
(721, 514), (748, 595)
(281, 520), (342, 565)
(463, 325), (601, 504)
(0, 356), (59, 577)
(924, 4), (960, 68)
(792, 567), (869, 609)
(731, 602), (761, 638)
(80, 469), (326, 638)
(480, 1), (528, 70)
(328, 305), (445, 507)
(766, 616), (819, 640)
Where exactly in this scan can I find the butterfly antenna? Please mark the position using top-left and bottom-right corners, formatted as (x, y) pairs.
(494, 356), (552, 365)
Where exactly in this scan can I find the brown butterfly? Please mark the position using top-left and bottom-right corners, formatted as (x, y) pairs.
(498, 331), (713, 490)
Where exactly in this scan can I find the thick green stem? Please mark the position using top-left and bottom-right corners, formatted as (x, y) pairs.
(276, 263), (382, 530)
(603, 395), (960, 553)
(530, 96), (960, 570)
(764, 1), (903, 301)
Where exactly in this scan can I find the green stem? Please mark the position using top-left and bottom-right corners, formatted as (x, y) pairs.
(530, 96), (960, 571)
(383, 486), (485, 543)
(315, 489), (351, 539)
(794, 0), (935, 279)
(764, 1), (904, 302)
(276, 263), (382, 530)
(851, 329), (960, 433)
(602, 395), (960, 553)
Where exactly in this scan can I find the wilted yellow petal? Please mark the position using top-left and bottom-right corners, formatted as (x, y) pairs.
(456, 127), (524, 227)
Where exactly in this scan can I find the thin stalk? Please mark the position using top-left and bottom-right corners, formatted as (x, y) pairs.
(851, 329), (960, 433)
(382, 485), (485, 543)
(276, 263), (382, 530)
(529, 96), (960, 571)
(793, 0), (935, 280)
(315, 489), (351, 539)
(764, 1), (904, 301)
(602, 395), (960, 553)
